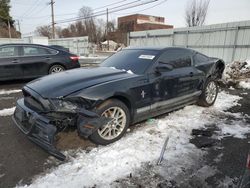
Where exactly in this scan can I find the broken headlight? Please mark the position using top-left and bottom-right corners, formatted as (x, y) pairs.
(50, 99), (79, 112)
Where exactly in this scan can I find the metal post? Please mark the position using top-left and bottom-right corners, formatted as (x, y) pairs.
(106, 8), (109, 51)
(172, 32), (175, 46)
(186, 30), (189, 48)
(231, 26), (239, 62)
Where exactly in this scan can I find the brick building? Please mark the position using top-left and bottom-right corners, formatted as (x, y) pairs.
(108, 14), (173, 45)
(118, 14), (173, 32)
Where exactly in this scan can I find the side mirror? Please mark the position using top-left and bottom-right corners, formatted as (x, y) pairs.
(155, 62), (173, 73)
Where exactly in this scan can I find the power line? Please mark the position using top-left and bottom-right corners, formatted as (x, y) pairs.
(56, 0), (159, 24)
(12, 0), (136, 20)
(113, 0), (168, 15)
(93, 0), (128, 11)
(19, 0), (42, 18)
(76, 0), (141, 20)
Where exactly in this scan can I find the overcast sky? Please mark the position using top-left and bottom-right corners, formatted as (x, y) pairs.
(10, 0), (250, 36)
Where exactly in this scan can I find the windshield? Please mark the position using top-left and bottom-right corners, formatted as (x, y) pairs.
(100, 49), (159, 74)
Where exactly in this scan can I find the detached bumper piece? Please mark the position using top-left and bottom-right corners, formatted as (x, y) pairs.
(13, 99), (66, 160)
(77, 109), (110, 138)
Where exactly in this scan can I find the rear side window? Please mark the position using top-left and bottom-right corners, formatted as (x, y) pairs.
(193, 53), (209, 65)
(48, 49), (58, 55)
(158, 49), (192, 68)
(0, 46), (18, 57)
(23, 46), (50, 56)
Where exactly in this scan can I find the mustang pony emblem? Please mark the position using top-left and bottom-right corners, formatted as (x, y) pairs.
(141, 90), (146, 98)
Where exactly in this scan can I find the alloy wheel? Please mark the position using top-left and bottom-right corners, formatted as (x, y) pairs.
(205, 81), (217, 104)
(98, 107), (126, 140)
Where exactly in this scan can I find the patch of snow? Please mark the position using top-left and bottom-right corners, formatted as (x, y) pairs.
(238, 80), (250, 89)
(219, 121), (250, 139)
(0, 107), (15, 116)
(212, 91), (241, 111)
(126, 70), (134, 74)
(0, 89), (21, 95)
(17, 91), (248, 188)
(109, 67), (134, 74)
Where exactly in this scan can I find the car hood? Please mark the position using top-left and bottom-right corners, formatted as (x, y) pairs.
(26, 67), (136, 98)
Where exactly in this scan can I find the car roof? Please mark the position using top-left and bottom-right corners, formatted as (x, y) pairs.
(0, 43), (51, 48)
(124, 46), (195, 53)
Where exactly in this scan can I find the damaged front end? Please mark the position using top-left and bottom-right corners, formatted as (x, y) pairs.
(12, 87), (109, 160)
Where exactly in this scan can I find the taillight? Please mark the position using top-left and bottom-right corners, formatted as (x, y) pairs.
(247, 153), (250, 169)
(70, 56), (79, 61)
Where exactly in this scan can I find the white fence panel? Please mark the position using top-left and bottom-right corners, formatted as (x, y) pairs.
(129, 20), (250, 63)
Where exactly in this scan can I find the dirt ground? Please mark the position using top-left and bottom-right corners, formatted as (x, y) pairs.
(0, 79), (249, 188)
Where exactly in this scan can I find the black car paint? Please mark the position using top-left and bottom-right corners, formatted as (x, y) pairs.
(0, 43), (80, 81)
(13, 47), (225, 160)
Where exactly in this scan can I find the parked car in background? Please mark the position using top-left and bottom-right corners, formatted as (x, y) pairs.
(0, 43), (80, 81)
(49, 45), (70, 52)
(13, 47), (225, 160)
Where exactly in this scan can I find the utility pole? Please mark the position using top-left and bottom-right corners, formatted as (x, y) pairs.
(50, 0), (55, 39)
(16, 20), (21, 38)
(106, 8), (109, 51)
(17, 20), (21, 33)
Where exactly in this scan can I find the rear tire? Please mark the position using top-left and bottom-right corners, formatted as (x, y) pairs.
(198, 78), (218, 107)
(49, 64), (65, 74)
(89, 99), (130, 145)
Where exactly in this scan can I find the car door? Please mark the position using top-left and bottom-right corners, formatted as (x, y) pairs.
(149, 49), (202, 114)
(0, 45), (22, 80)
(19, 45), (53, 77)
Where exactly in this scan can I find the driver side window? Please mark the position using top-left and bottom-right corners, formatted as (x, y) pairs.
(157, 49), (192, 69)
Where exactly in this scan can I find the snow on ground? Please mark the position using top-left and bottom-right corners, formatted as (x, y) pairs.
(0, 89), (21, 95)
(18, 91), (249, 188)
(0, 107), (15, 116)
(238, 79), (250, 89)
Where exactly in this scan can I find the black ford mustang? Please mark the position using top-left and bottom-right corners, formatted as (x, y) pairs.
(13, 47), (225, 160)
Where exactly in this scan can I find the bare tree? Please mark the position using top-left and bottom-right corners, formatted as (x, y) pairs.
(78, 6), (97, 42)
(36, 6), (109, 43)
(107, 19), (116, 32)
(185, 0), (210, 27)
(36, 25), (52, 38)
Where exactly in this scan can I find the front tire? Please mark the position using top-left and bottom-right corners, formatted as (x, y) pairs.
(198, 78), (218, 107)
(89, 99), (130, 145)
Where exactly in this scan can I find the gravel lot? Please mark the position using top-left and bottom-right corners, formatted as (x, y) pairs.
(0, 78), (249, 188)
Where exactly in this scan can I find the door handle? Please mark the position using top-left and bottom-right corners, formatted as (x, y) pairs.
(11, 59), (19, 63)
(45, 57), (51, 60)
(189, 72), (194, 77)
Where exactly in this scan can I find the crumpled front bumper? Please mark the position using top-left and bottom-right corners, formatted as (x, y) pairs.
(12, 98), (109, 161)
(13, 99), (66, 160)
